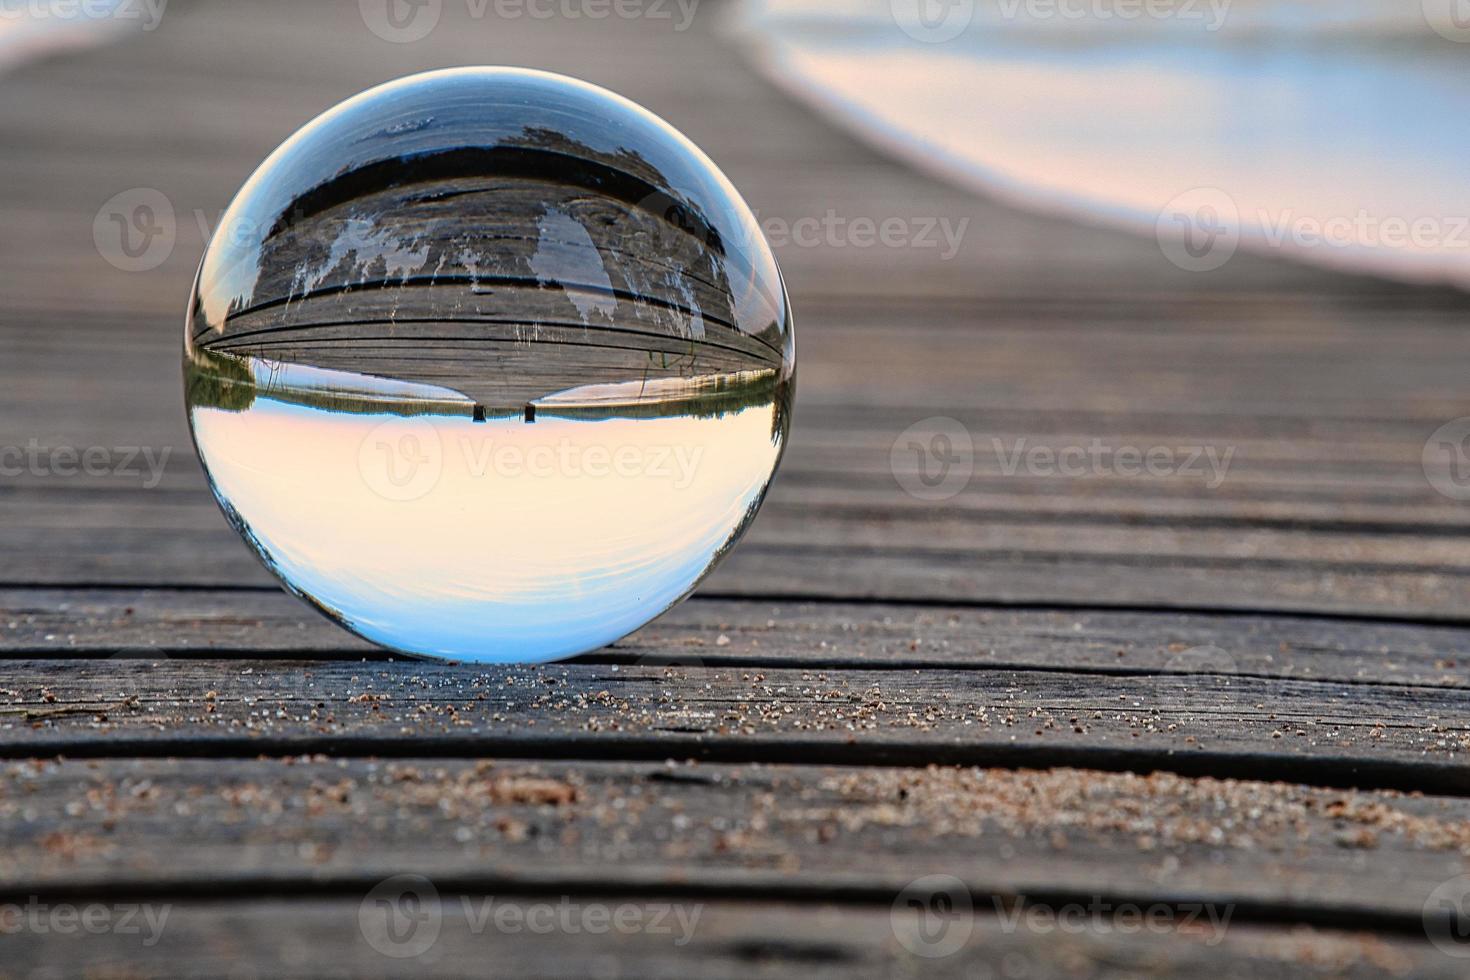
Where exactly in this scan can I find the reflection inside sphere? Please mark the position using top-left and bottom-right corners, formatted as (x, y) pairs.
(185, 68), (793, 662)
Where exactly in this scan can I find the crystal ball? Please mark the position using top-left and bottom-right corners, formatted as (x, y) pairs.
(185, 68), (793, 663)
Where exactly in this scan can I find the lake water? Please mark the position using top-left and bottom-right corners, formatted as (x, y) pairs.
(736, 0), (1470, 288)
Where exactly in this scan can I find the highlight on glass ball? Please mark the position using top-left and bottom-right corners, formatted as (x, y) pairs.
(184, 67), (794, 664)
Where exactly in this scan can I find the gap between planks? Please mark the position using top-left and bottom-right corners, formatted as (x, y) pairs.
(0, 875), (1439, 941)
(6, 583), (1470, 630)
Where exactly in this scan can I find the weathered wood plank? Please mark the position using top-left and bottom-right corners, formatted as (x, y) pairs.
(5, 517), (1469, 620)
(4, 590), (1469, 690)
(5, 419), (1463, 511)
(7, 476), (1469, 545)
(12, 492), (1470, 570)
(0, 659), (1463, 792)
(1, 896), (1453, 980)
(3, 757), (1467, 926)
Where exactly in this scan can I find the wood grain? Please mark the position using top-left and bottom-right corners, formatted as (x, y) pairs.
(1, 896), (1454, 980)
(0, 658), (1464, 794)
(4, 756), (1468, 924)
(5, 589), (1470, 689)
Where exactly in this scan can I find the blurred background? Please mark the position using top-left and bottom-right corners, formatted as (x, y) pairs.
(745, 0), (1470, 288)
(11, 0), (1470, 308)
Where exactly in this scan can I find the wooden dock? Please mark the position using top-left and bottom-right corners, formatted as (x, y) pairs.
(3, 1), (1469, 975)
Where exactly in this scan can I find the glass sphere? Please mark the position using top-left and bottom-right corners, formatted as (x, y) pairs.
(185, 68), (793, 663)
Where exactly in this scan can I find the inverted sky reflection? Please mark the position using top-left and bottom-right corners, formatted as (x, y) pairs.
(192, 397), (781, 660)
